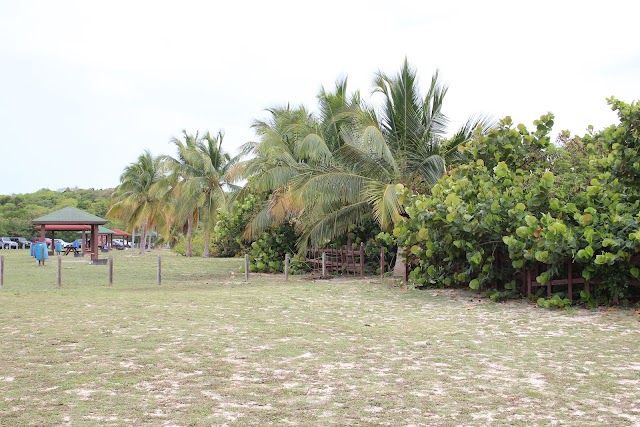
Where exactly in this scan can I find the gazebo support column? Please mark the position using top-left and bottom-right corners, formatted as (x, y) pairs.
(91, 224), (99, 260)
(82, 231), (87, 255)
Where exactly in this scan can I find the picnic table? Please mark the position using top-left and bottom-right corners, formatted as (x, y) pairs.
(63, 245), (80, 256)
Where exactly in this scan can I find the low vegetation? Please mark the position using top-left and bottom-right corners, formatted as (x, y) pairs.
(1, 250), (639, 425)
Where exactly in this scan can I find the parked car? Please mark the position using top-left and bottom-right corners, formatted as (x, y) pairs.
(10, 237), (31, 248)
(0, 237), (18, 249)
(112, 239), (129, 249)
(54, 239), (69, 247)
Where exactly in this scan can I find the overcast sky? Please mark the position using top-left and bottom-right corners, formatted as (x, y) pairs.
(1, 0), (639, 195)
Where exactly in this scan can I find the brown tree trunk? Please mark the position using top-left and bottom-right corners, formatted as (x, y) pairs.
(202, 226), (211, 258)
(139, 223), (147, 255)
(393, 247), (405, 277)
(185, 216), (193, 257)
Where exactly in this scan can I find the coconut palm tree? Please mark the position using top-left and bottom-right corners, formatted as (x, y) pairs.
(242, 60), (494, 251)
(163, 130), (240, 257)
(108, 150), (166, 255)
(162, 130), (201, 256)
(192, 131), (241, 257)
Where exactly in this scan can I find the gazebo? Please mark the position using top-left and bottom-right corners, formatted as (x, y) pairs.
(32, 206), (108, 260)
(110, 227), (132, 246)
(96, 225), (115, 250)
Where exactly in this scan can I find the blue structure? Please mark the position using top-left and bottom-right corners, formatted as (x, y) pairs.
(33, 242), (48, 265)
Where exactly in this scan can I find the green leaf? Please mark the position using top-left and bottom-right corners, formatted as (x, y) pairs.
(516, 226), (533, 238)
(579, 213), (593, 225)
(467, 251), (482, 265)
(631, 267), (639, 279)
(469, 279), (480, 289)
(494, 161), (509, 178)
(525, 215), (538, 228)
(534, 250), (549, 263)
(583, 228), (595, 245)
(540, 171), (555, 188)
(536, 271), (550, 284)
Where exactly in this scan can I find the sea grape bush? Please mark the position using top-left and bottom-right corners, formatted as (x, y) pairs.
(394, 99), (640, 303)
(211, 193), (260, 257)
(247, 221), (304, 273)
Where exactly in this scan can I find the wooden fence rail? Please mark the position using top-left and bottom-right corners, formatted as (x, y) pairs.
(306, 244), (365, 278)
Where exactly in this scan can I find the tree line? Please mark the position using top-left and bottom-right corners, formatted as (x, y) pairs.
(108, 59), (494, 271)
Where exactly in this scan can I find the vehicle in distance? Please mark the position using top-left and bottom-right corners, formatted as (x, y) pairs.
(54, 239), (70, 249)
(112, 239), (129, 249)
(0, 237), (18, 249)
(10, 237), (31, 248)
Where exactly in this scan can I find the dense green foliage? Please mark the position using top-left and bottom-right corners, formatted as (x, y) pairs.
(239, 60), (492, 251)
(211, 194), (260, 257)
(0, 187), (116, 240)
(394, 99), (640, 304)
(247, 222), (304, 273)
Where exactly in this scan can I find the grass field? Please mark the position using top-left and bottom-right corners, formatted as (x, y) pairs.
(0, 248), (639, 426)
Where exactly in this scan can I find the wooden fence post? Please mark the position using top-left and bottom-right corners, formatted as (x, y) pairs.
(284, 254), (290, 282)
(244, 254), (249, 282)
(108, 255), (113, 286)
(157, 256), (161, 286)
(321, 252), (326, 278)
(57, 255), (62, 288)
(359, 243), (365, 279)
(1, 255), (4, 288)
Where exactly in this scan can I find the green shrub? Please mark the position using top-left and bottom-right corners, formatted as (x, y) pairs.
(173, 234), (205, 257)
(246, 222), (304, 273)
(211, 194), (260, 257)
(394, 101), (640, 303)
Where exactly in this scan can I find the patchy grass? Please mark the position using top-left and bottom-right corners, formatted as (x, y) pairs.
(0, 249), (639, 426)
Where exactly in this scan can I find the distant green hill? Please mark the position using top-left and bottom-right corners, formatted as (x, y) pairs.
(0, 187), (122, 240)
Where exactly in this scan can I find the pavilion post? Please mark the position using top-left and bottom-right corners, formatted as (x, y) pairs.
(91, 224), (99, 260)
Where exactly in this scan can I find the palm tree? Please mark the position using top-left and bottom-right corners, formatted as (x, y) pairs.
(193, 131), (241, 257)
(163, 130), (240, 257)
(162, 130), (201, 257)
(242, 60), (494, 251)
(108, 150), (165, 255)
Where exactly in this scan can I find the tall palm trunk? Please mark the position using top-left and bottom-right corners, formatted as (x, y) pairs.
(393, 247), (406, 278)
(202, 226), (211, 258)
(185, 216), (193, 257)
(139, 223), (147, 255)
